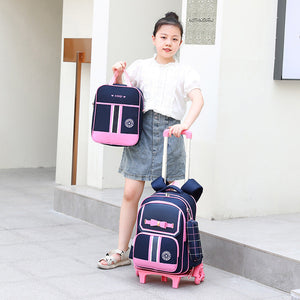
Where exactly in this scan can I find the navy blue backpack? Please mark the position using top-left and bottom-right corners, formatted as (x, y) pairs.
(131, 177), (203, 274)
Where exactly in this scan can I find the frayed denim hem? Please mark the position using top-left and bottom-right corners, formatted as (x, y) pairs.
(119, 169), (185, 183)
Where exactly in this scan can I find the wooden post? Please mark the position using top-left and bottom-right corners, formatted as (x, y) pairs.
(63, 38), (92, 185)
(71, 51), (84, 185)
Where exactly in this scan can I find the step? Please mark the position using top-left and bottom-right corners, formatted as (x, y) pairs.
(54, 185), (300, 293)
(54, 185), (153, 232)
(199, 214), (300, 293)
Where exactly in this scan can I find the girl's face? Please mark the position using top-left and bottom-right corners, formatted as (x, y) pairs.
(152, 24), (182, 64)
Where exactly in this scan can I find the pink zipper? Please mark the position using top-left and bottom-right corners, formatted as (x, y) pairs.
(143, 193), (194, 220)
(95, 102), (140, 108)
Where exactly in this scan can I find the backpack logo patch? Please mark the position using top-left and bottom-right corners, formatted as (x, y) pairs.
(125, 118), (134, 128)
(161, 251), (171, 261)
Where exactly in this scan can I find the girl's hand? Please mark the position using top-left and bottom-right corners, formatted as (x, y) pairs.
(168, 123), (189, 138)
(112, 61), (127, 84)
(112, 61), (127, 74)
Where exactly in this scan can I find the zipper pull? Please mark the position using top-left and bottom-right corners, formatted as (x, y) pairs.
(187, 207), (192, 220)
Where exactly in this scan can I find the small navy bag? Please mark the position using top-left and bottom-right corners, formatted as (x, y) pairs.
(91, 71), (144, 146)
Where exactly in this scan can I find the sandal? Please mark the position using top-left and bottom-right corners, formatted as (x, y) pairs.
(97, 248), (131, 269)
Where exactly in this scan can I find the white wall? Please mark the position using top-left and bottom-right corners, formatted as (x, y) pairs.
(57, 0), (300, 219)
(180, 0), (223, 218)
(0, 0), (62, 168)
(181, 0), (300, 218)
(55, 0), (93, 186)
(86, 0), (110, 189)
(213, 0), (300, 218)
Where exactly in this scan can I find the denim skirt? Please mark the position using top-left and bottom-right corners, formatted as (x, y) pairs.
(119, 110), (186, 182)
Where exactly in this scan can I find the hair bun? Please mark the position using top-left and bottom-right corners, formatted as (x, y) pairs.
(165, 12), (179, 21)
(153, 11), (183, 37)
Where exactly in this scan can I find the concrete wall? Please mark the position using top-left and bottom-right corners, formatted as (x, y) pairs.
(0, 0), (62, 168)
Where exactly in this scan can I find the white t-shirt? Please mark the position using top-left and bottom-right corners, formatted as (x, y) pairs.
(127, 56), (201, 120)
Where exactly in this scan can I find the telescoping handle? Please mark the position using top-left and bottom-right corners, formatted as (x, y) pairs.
(162, 129), (192, 183)
(109, 70), (132, 87)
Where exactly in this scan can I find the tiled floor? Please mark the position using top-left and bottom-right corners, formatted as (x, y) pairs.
(0, 168), (290, 299)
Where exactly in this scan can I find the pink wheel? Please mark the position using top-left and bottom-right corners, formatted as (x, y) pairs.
(139, 272), (147, 284)
(171, 277), (181, 288)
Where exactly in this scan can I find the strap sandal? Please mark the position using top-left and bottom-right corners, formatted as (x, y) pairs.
(97, 248), (131, 269)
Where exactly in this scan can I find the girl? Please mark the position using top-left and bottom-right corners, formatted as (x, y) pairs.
(98, 12), (204, 269)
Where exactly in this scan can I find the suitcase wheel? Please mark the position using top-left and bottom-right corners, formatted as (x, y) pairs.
(135, 263), (205, 288)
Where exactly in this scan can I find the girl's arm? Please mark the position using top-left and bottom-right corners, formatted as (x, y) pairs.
(169, 88), (204, 138)
(112, 61), (127, 84)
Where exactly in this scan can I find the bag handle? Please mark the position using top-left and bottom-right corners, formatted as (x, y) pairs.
(109, 70), (132, 87)
(151, 176), (203, 202)
(151, 178), (185, 194)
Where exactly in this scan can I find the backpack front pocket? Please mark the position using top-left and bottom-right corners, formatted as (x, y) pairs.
(133, 232), (179, 273)
(138, 201), (183, 237)
(187, 220), (203, 267)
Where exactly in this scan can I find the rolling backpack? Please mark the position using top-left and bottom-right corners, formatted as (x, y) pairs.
(130, 129), (205, 288)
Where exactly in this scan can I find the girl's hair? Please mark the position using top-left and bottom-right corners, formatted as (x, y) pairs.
(153, 12), (183, 38)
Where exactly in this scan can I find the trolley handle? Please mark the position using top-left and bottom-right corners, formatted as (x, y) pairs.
(163, 129), (192, 139)
(162, 129), (192, 183)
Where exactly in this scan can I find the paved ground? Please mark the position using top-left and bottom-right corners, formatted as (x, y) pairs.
(0, 168), (290, 299)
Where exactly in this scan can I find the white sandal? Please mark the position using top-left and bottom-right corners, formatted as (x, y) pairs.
(97, 248), (131, 269)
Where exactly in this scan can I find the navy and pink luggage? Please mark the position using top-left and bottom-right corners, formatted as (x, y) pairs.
(91, 71), (144, 146)
(130, 129), (205, 288)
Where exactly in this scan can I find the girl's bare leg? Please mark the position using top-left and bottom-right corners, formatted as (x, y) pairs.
(118, 178), (145, 251)
(99, 178), (144, 265)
